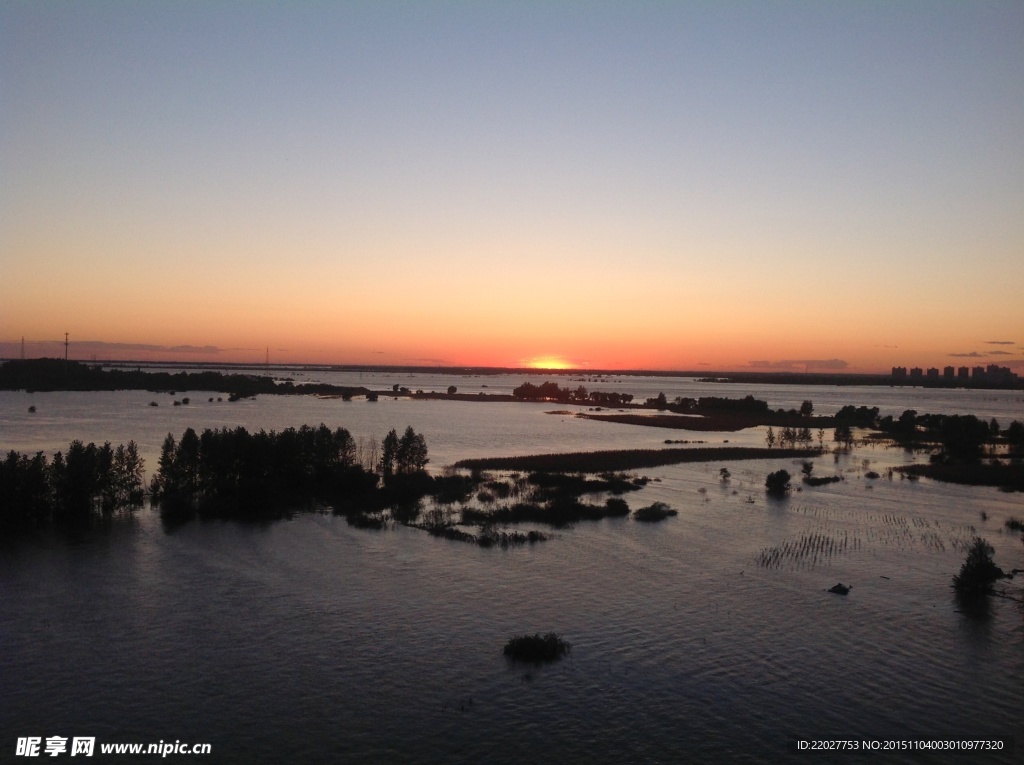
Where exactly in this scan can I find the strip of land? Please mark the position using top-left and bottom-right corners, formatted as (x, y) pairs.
(576, 412), (837, 432)
(896, 462), (1024, 492)
(454, 447), (818, 473)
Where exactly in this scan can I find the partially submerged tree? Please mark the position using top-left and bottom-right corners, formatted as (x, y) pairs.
(503, 633), (571, 663)
(765, 469), (791, 498)
(953, 538), (1004, 599)
(833, 424), (853, 449)
(633, 501), (678, 522)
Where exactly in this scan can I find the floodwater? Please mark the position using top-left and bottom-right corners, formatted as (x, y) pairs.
(1, 374), (1022, 763)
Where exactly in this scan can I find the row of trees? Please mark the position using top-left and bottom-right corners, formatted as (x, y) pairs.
(763, 413), (1024, 457)
(148, 423), (428, 501)
(0, 358), (280, 397)
(0, 358), (371, 400)
(646, 393), (777, 414)
(835, 405), (880, 427)
(150, 424), (430, 510)
(765, 426), (825, 449)
(512, 381), (634, 405)
(878, 411), (1023, 459)
(645, 394), (771, 412)
(380, 426), (429, 476)
(2, 423), (434, 531)
(151, 424), (361, 500)
(1, 441), (145, 532)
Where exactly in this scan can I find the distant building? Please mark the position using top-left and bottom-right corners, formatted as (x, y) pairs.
(986, 364), (1015, 385)
(891, 362), (1019, 388)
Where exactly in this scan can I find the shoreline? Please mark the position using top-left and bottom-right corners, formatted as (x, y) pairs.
(3, 358), (1020, 390)
(454, 446), (819, 472)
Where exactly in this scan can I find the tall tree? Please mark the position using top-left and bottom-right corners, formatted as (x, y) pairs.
(380, 429), (399, 477)
(396, 426), (429, 473)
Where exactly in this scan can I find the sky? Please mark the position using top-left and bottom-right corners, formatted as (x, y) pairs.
(2, 1), (1022, 373)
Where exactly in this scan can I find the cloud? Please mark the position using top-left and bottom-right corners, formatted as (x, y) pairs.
(24, 340), (227, 356)
(985, 340), (1015, 345)
(747, 359), (849, 371)
(950, 348), (1015, 358)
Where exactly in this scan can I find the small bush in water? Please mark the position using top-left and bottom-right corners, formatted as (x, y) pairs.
(503, 633), (571, 663)
(633, 501), (678, 522)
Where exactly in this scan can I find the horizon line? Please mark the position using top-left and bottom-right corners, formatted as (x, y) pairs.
(0, 356), (900, 379)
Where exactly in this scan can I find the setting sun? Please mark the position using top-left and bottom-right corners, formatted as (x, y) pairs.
(525, 356), (575, 370)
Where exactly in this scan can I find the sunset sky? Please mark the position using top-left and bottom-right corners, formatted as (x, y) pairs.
(2, 1), (1022, 373)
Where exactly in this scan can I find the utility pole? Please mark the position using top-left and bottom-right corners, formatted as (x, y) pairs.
(65, 332), (69, 362)
(21, 336), (25, 360)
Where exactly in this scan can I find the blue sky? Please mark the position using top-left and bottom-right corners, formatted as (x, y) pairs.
(2, 1), (1022, 370)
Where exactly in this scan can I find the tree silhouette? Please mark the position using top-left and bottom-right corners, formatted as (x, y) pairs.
(396, 426), (429, 473)
(953, 538), (1004, 599)
(380, 429), (399, 477)
(765, 469), (791, 498)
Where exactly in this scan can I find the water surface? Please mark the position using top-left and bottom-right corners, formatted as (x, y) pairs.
(2, 378), (1022, 762)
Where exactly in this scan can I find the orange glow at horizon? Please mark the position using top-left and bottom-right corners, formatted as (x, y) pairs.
(524, 356), (575, 370)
